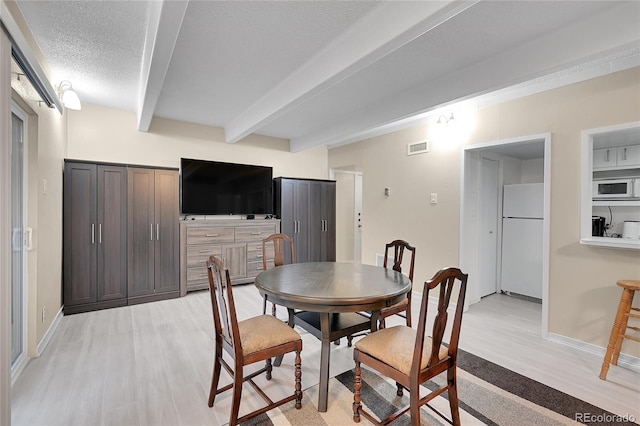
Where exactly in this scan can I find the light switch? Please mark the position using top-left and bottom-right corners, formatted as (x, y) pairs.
(430, 193), (438, 204)
(43, 179), (47, 194)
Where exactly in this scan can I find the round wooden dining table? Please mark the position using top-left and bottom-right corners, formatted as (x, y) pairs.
(254, 261), (411, 412)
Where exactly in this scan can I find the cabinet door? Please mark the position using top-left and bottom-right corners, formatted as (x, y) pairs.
(310, 181), (336, 262)
(593, 147), (617, 169)
(293, 180), (311, 263)
(321, 181), (336, 261)
(222, 243), (247, 281)
(154, 170), (179, 293)
(309, 182), (324, 262)
(127, 168), (155, 297)
(278, 179), (296, 259)
(63, 162), (98, 306)
(96, 166), (128, 301)
(617, 144), (640, 168)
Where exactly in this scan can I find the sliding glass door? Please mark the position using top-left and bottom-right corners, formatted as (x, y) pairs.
(10, 107), (25, 369)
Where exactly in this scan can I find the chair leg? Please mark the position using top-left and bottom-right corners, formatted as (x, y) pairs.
(447, 367), (461, 426)
(347, 336), (353, 347)
(295, 349), (302, 409)
(600, 288), (633, 379)
(208, 346), (222, 407)
(396, 382), (403, 396)
(262, 295), (268, 315)
(353, 361), (362, 423)
(409, 381), (420, 426)
(266, 357), (273, 380)
(405, 304), (412, 327)
(271, 302), (277, 317)
(229, 363), (244, 426)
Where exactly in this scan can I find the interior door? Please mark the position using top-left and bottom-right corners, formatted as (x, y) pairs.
(479, 158), (499, 297)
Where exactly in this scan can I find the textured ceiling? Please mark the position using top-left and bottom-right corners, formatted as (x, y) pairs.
(15, 0), (640, 152)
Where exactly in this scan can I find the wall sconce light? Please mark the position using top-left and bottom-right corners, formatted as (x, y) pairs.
(58, 80), (82, 110)
(437, 112), (455, 126)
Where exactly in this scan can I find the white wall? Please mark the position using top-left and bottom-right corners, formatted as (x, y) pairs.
(67, 104), (329, 180)
(329, 67), (640, 356)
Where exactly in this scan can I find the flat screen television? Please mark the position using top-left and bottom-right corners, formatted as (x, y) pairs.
(180, 158), (273, 215)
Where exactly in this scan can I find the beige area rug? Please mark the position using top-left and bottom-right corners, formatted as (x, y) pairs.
(233, 349), (638, 426)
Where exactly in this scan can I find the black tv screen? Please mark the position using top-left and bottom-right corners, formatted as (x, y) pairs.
(180, 158), (273, 215)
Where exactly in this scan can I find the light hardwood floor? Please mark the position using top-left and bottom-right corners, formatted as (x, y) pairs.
(11, 286), (640, 425)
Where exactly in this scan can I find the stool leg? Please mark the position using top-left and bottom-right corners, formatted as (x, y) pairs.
(612, 290), (635, 366)
(600, 288), (633, 380)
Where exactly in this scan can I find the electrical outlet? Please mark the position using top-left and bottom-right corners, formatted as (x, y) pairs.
(42, 306), (46, 323)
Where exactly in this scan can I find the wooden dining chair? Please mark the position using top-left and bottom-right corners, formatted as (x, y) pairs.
(206, 255), (303, 425)
(353, 267), (468, 426)
(380, 239), (416, 328)
(346, 239), (415, 347)
(261, 233), (295, 316)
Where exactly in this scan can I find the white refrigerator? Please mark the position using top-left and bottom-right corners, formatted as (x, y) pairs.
(500, 183), (543, 299)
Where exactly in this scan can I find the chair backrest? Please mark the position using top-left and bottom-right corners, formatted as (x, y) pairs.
(262, 233), (295, 270)
(383, 240), (416, 282)
(413, 267), (468, 373)
(207, 255), (241, 357)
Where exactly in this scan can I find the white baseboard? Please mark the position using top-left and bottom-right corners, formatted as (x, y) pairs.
(548, 332), (640, 374)
(10, 354), (29, 386)
(36, 306), (63, 356)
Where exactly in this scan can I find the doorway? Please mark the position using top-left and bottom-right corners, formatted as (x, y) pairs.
(331, 169), (363, 263)
(460, 133), (551, 337)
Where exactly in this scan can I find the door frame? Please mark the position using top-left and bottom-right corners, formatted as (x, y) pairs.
(459, 133), (551, 338)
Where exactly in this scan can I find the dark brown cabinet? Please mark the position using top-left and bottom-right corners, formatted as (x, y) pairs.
(274, 177), (336, 263)
(63, 162), (127, 314)
(127, 168), (179, 303)
(63, 161), (179, 314)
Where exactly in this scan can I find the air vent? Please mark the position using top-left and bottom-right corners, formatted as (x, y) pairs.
(407, 141), (429, 156)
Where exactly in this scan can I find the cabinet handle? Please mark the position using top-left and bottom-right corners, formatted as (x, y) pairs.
(205, 233), (219, 237)
(150, 223), (154, 241)
(99, 224), (102, 244)
(256, 253), (263, 258)
(606, 149), (610, 162)
(91, 224), (95, 244)
(156, 223), (160, 240)
(623, 147), (627, 161)
(250, 232), (261, 235)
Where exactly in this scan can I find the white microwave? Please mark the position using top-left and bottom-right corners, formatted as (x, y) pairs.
(593, 178), (640, 200)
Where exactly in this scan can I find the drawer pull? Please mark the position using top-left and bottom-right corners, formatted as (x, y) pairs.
(255, 254), (263, 258)
(200, 250), (211, 253)
(250, 232), (261, 235)
(205, 233), (219, 237)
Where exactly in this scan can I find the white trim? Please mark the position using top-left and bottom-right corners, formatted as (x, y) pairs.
(459, 132), (551, 338)
(548, 332), (640, 374)
(1, 27), (13, 426)
(36, 306), (63, 356)
(10, 354), (27, 386)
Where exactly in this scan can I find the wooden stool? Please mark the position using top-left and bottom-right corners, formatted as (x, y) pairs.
(599, 279), (640, 380)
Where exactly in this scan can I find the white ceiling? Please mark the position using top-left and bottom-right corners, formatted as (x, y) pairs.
(16, 0), (640, 153)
